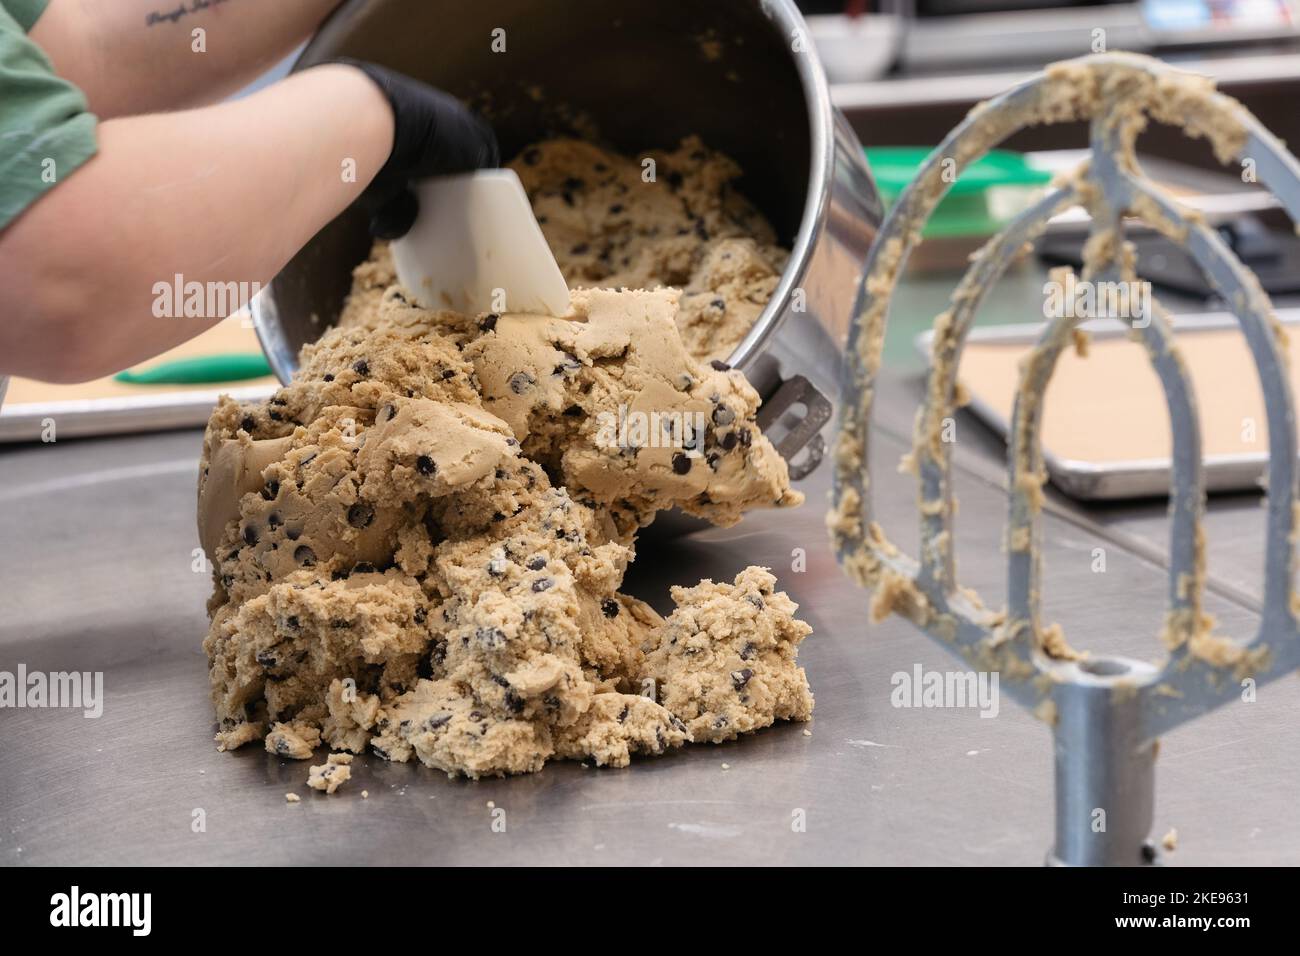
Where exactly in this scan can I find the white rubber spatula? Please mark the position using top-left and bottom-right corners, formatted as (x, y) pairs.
(391, 169), (570, 317)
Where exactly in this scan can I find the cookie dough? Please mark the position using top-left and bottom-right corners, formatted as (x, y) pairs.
(307, 752), (353, 794)
(199, 208), (812, 779)
(643, 567), (814, 743)
(509, 137), (788, 364)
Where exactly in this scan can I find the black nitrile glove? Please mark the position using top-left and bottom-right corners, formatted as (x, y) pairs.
(337, 59), (500, 239)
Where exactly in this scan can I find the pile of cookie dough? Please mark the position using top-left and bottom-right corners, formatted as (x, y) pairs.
(197, 138), (812, 785)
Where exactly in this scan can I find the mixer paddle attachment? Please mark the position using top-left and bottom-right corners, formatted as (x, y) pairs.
(829, 51), (1300, 866)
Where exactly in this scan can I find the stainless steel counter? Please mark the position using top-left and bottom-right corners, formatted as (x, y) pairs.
(3, 344), (1298, 866)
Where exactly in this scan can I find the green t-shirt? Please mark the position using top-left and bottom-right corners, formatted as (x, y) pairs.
(0, 0), (98, 230)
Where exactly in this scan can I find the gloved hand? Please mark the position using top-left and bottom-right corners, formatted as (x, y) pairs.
(336, 59), (500, 239)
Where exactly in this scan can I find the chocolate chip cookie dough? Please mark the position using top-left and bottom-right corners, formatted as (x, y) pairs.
(511, 137), (788, 364)
(199, 199), (812, 779)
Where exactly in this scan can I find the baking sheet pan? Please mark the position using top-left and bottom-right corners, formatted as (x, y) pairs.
(0, 317), (278, 443)
(0, 384), (278, 443)
(916, 309), (1300, 500)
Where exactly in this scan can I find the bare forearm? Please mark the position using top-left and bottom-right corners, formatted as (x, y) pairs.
(32, 0), (343, 117)
(0, 65), (392, 383)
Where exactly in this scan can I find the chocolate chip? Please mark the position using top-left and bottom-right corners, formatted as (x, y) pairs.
(416, 455), (436, 476)
(475, 627), (507, 649)
(712, 404), (734, 426)
(378, 403), (396, 423)
(242, 525), (259, 546)
(532, 577), (555, 592)
(426, 713), (452, 731)
(563, 405), (583, 417)
(262, 480), (280, 501)
(239, 415), (256, 433)
(601, 598), (619, 618)
(293, 545), (316, 567)
(480, 313), (499, 332)
(738, 427), (752, 447)
(323, 373), (335, 383)
(486, 557), (507, 577)
(609, 203), (624, 214)
(508, 371), (535, 394)
(720, 431), (739, 451)
(665, 170), (683, 189)
(746, 593), (765, 609)
(710, 359), (731, 372)
(414, 607), (427, 625)
(732, 668), (754, 690)
(441, 368), (456, 380)
(553, 353), (581, 376)
(268, 410), (283, 422)
(347, 501), (375, 528)
(740, 642), (756, 660)
(352, 359), (370, 376)
(352, 561), (375, 574)
(618, 706), (629, 723)
(672, 453), (692, 475)
(526, 556), (547, 571)
(570, 243), (590, 256)
(562, 176), (585, 192)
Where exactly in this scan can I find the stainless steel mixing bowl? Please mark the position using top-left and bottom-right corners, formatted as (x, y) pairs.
(251, 0), (882, 480)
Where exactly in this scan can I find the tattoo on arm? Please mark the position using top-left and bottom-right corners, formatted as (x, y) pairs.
(145, 0), (234, 28)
